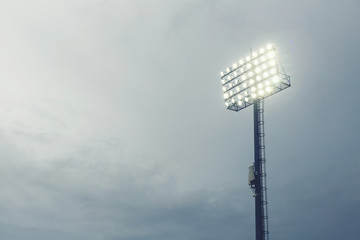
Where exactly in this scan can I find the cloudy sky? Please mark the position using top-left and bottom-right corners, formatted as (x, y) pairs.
(0, 0), (359, 239)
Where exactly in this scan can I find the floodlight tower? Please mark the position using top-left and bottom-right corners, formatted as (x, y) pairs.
(219, 44), (290, 240)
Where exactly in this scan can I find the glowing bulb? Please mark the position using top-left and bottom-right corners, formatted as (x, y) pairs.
(252, 52), (258, 58)
(227, 76), (231, 80)
(236, 86), (240, 92)
(255, 67), (261, 73)
(261, 56), (266, 62)
(237, 95), (242, 100)
(248, 71), (254, 77)
(254, 60), (259, 65)
(222, 87), (226, 92)
(256, 76), (261, 81)
(221, 79), (225, 84)
(238, 101), (243, 105)
(240, 68), (244, 73)
(251, 87), (256, 92)
(246, 56), (251, 61)
(244, 91), (248, 96)
(251, 93), (257, 98)
(239, 59), (244, 65)
(229, 83), (233, 88)
(231, 98), (235, 103)
(220, 71), (224, 76)
(249, 79), (255, 85)
(258, 83), (264, 89)
(265, 80), (270, 86)
(246, 63), (252, 69)
(226, 68), (230, 73)
(269, 60), (276, 66)
(241, 75), (247, 81)
(245, 97), (249, 102)
(266, 87), (272, 93)
(233, 71), (238, 77)
(266, 44), (273, 50)
(262, 63), (267, 70)
(258, 90), (265, 96)
(242, 83), (247, 88)
(263, 72), (269, 78)
(230, 90), (233, 96)
(225, 102), (229, 107)
(270, 68), (277, 75)
(268, 51), (275, 58)
(224, 93), (229, 99)
(232, 63), (238, 69)
(272, 76), (279, 83)
(259, 48), (265, 54)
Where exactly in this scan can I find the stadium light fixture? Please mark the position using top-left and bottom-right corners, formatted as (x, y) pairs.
(219, 43), (291, 240)
(220, 44), (290, 112)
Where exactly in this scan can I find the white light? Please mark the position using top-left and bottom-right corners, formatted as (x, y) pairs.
(248, 71), (254, 77)
(254, 60), (259, 65)
(231, 98), (235, 103)
(240, 68), (245, 73)
(227, 76), (231, 80)
(263, 71), (269, 78)
(261, 56), (266, 62)
(252, 52), (258, 58)
(232, 63), (238, 69)
(226, 68), (230, 73)
(242, 83), (247, 88)
(251, 93), (257, 98)
(221, 79), (225, 84)
(249, 79), (255, 85)
(258, 83), (264, 89)
(265, 80), (270, 86)
(255, 67), (261, 73)
(239, 60), (245, 65)
(268, 51), (275, 58)
(262, 63), (268, 70)
(241, 75), (247, 81)
(270, 68), (277, 75)
(259, 48), (265, 54)
(256, 76), (261, 81)
(272, 76), (279, 83)
(244, 91), (248, 96)
(236, 86), (240, 92)
(229, 83), (233, 88)
(237, 95), (242, 100)
(258, 90), (265, 96)
(220, 71), (224, 76)
(269, 60), (276, 66)
(251, 87), (256, 92)
(246, 63), (252, 69)
(233, 71), (238, 77)
(238, 101), (243, 105)
(222, 87), (226, 92)
(245, 97), (249, 102)
(230, 90), (233, 96)
(234, 79), (238, 84)
(246, 56), (251, 61)
(224, 93), (229, 99)
(225, 102), (229, 107)
(266, 87), (273, 93)
(266, 44), (273, 50)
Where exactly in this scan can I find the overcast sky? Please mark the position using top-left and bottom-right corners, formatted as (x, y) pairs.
(0, 0), (359, 239)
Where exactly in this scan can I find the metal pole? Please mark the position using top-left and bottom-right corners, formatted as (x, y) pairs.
(253, 100), (264, 240)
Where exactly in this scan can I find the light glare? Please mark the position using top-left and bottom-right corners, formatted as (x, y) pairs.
(266, 44), (273, 50)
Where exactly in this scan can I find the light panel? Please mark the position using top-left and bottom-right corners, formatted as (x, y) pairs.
(220, 43), (290, 111)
